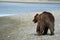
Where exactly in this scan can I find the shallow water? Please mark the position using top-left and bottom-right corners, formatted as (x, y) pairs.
(0, 2), (60, 15)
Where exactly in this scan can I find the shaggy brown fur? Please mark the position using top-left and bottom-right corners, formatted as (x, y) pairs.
(33, 11), (55, 35)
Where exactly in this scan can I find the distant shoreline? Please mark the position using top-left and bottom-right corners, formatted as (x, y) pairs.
(0, 1), (60, 4)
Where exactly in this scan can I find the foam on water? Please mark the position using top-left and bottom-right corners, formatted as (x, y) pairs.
(0, 14), (17, 17)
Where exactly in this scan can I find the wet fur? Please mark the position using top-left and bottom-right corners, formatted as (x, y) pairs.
(33, 11), (55, 35)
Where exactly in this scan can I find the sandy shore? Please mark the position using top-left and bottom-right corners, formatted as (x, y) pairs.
(0, 10), (60, 40)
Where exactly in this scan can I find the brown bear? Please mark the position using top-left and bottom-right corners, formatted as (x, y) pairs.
(33, 11), (55, 35)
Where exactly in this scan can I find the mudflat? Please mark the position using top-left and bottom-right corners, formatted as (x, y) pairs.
(0, 10), (60, 40)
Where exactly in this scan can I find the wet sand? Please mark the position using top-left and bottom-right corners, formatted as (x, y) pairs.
(0, 10), (60, 40)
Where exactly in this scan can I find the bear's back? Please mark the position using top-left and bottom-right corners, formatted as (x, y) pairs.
(41, 11), (55, 23)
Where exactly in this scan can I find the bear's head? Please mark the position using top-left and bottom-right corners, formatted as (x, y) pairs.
(33, 13), (40, 23)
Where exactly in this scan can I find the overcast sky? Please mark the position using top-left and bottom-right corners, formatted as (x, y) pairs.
(0, 0), (60, 2)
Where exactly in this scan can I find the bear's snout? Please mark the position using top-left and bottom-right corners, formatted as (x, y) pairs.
(33, 19), (37, 23)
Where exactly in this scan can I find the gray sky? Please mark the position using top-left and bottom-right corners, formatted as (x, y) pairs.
(0, 0), (60, 1)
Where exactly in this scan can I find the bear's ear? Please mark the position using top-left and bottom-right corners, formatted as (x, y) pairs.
(35, 13), (39, 16)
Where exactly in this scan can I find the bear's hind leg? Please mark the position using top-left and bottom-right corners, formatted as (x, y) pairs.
(49, 23), (54, 35)
(43, 27), (48, 35)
